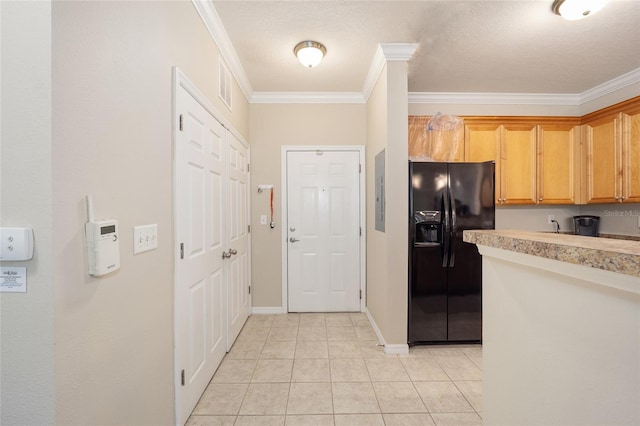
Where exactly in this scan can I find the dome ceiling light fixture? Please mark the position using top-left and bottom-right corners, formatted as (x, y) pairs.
(552, 0), (608, 20)
(294, 41), (327, 68)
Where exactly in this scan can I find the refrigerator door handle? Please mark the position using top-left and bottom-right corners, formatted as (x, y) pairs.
(441, 190), (449, 268)
(449, 187), (456, 267)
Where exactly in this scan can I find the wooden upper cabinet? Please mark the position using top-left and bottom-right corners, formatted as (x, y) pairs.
(582, 115), (620, 203)
(464, 123), (500, 162)
(500, 124), (537, 205)
(621, 110), (640, 203)
(537, 122), (580, 204)
(580, 96), (640, 204)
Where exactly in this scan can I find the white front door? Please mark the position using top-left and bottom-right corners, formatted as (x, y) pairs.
(286, 150), (361, 312)
(225, 132), (251, 349)
(174, 85), (226, 425)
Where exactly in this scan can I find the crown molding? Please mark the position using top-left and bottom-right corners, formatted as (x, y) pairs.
(251, 92), (365, 104)
(579, 67), (640, 104)
(362, 43), (419, 102)
(189, 5), (637, 108)
(192, 0), (253, 102)
(379, 43), (419, 62)
(408, 92), (582, 105)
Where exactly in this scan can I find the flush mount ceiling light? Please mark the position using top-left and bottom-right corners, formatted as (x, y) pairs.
(294, 41), (326, 68)
(552, 0), (608, 20)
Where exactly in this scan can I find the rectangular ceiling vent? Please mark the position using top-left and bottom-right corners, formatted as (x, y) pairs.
(219, 56), (232, 111)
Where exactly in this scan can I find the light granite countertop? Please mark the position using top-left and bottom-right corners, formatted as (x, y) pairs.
(463, 230), (640, 277)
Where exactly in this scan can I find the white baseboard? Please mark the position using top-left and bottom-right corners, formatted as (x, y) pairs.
(383, 344), (410, 355)
(251, 306), (284, 315)
(364, 307), (409, 355)
(364, 307), (385, 346)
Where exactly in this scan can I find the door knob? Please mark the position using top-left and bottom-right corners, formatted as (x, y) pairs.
(222, 251), (232, 259)
(289, 237), (300, 243)
(229, 248), (238, 255)
(289, 225), (296, 232)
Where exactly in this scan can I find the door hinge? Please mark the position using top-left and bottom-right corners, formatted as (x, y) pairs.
(181, 369), (185, 386)
(247, 163), (250, 172)
(180, 242), (184, 259)
(179, 114), (183, 131)
(359, 227), (362, 236)
(359, 163), (362, 173)
(248, 224), (251, 233)
(359, 290), (362, 299)
(248, 285), (251, 294)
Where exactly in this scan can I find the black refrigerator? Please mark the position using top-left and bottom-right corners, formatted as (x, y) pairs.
(408, 161), (495, 344)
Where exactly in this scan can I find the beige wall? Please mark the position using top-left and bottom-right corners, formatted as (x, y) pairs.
(1, 2), (56, 424)
(365, 67), (389, 339)
(2, 1), (251, 423)
(365, 61), (410, 347)
(248, 103), (367, 308)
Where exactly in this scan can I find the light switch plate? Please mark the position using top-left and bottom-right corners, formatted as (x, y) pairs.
(133, 224), (158, 254)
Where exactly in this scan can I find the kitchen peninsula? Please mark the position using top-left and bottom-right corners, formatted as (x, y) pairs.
(464, 230), (640, 426)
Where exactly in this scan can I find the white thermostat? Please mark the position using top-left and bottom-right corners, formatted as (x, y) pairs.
(85, 195), (120, 277)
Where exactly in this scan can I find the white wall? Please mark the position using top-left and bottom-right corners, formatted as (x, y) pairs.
(0, 2), (55, 424)
(482, 249), (640, 425)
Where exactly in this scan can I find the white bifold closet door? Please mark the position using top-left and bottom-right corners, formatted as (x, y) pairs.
(174, 79), (250, 425)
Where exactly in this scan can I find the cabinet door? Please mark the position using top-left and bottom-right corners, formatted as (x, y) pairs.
(409, 116), (464, 162)
(583, 116), (620, 204)
(464, 123), (500, 201)
(621, 111), (640, 203)
(537, 123), (580, 204)
(501, 124), (537, 204)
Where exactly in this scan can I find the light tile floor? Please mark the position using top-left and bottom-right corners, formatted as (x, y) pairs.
(187, 313), (483, 426)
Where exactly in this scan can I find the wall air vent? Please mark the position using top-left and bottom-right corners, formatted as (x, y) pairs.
(219, 56), (232, 111)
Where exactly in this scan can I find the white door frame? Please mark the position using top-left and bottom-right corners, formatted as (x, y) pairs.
(172, 67), (251, 425)
(281, 145), (366, 313)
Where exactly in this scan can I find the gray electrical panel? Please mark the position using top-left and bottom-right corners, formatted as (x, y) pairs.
(375, 149), (385, 232)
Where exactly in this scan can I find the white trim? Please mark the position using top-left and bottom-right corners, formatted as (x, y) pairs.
(191, 0), (253, 102)
(579, 67), (640, 104)
(362, 43), (419, 102)
(363, 308), (409, 354)
(476, 245), (640, 296)
(408, 92), (582, 106)
(379, 43), (419, 61)
(251, 92), (365, 104)
(281, 145), (367, 313)
(251, 307), (285, 315)
(364, 307), (385, 345)
(362, 45), (389, 102)
(383, 344), (410, 355)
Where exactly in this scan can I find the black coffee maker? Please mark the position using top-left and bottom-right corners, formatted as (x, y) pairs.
(573, 215), (600, 236)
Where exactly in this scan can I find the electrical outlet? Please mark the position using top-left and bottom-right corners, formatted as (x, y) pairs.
(547, 215), (556, 224)
(133, 224), (158, 254)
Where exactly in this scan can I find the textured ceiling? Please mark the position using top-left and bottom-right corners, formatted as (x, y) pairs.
(213, 0), (640, 95)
